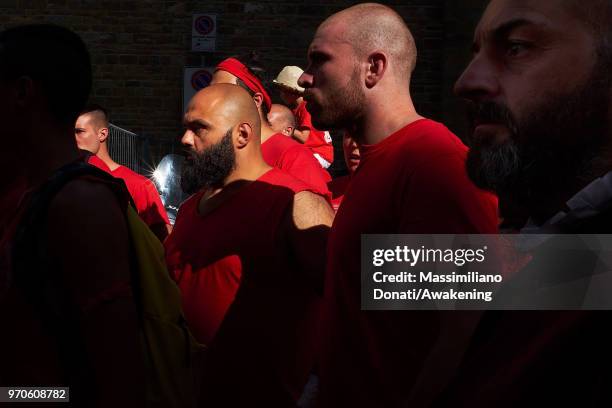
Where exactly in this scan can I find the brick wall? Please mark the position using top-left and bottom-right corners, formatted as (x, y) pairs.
(1, 0), (489, 164)
(0, 0), (193, 159)
(442, 0), (489, 141)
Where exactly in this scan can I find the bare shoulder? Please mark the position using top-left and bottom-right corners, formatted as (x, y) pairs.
(291, 190), (334, 230)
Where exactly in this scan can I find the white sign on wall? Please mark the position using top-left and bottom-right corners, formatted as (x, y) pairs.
(183, 67), (215, 112)
(191, 14), (217, 52)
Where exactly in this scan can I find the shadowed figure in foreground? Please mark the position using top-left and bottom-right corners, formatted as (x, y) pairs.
(0, 24), (146, 407)
(434, 0), (612, 406)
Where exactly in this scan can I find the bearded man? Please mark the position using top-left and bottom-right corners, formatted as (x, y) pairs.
(433, 0), (612, 406)
(164, 84), (334, 407)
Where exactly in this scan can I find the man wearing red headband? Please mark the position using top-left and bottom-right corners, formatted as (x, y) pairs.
(212, 55), (331, 199)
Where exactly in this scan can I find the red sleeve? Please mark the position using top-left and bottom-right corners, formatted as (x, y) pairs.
(294, 102), (308, 128)
(137, 179), (170, 226)
(279, 146), (332, 200)
(399, 152), (499, 233)
(297, 107), (312, 130)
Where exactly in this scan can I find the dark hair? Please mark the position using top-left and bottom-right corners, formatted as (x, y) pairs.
(80, 103), (109, 125)
(0, 24), (92, 126)
(233, 51), (272, 117)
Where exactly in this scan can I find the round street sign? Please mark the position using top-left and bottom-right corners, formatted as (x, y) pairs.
(191, 69), (213, 90)
(194, 15), (215, 36)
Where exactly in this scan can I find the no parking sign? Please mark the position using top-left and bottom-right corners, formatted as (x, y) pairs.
(192, 14), (217, 52)
(194, 15), (215, 36)
(191, 69), (212, 90)
(183, 67), (214, 111)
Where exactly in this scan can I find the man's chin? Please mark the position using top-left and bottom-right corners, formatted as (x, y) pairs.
(312, 113), (344, 131)
(470, 123), (512, 148)
(465, 144), (520, 195)
(465, 159), (496, 192)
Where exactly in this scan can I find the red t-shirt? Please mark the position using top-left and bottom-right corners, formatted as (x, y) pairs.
(88, 157), (169, 227)
(164, 168), (322, 405)
(293, 101), (334, 164)
(327, 174), (351, 213)
(261, 133), (331, 200)
(111, 166), (169, 227)
(319, 119), (499, 407)
(87, 154), (111, 173)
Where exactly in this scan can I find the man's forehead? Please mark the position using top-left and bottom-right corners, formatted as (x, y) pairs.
(475, 0), (569, 41)
(184, 99), (209, 122)
(184, 95), (229, 127)
(76, 113), (93, 125)
(309, 20), (352, 53)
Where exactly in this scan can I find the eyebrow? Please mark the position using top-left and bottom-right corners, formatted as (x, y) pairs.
(309, 49), (333, 66)
(493, 18), (539, 39)
(474, 18), (542, 52)
(183, 117), (211, 129)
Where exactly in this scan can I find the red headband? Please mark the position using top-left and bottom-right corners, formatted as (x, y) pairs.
(216, 57), (272, 112)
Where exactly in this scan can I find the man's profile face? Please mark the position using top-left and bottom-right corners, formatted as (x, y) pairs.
(299, 21), (366, 130)
(456, 0), (610, 200)
(180, 97), (236, 194)
(74, 113), (101, 154)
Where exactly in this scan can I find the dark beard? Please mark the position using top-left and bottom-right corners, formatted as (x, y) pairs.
(308, 65), (365, 130)
(465, 60), (611, 221)
(180, 129), (236, 195)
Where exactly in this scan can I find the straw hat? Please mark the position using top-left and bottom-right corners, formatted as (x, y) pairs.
(273, 66), (305, 94)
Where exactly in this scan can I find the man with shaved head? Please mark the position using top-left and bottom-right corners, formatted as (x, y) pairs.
(268, 103), (297, 137)
(211, 54), (332, 199)
(431, 0), (612, 406)
(164, 83), (334, 406)
(299, 3), (499, 406)
(75, 105), (171, 242)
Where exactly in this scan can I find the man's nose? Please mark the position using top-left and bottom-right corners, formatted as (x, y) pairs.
(454, 54), (500, 102)
(181, 130), (194, 147)
(298, 71), (313, 89)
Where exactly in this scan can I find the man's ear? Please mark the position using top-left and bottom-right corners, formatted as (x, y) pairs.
(252, 92), (264, 109)
(283, 126), (295, 137)
(99, 127), (109, 143)
(365, 51), (387, 89)
(236, 122), (253, 149)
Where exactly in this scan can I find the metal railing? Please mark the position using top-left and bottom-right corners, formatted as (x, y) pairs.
(107, 123), (151, 175)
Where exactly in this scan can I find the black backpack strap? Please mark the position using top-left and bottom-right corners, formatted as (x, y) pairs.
(11, 160), (132, 405)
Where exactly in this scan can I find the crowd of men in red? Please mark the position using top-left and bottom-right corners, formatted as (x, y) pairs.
(2, 0), (612, 406)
